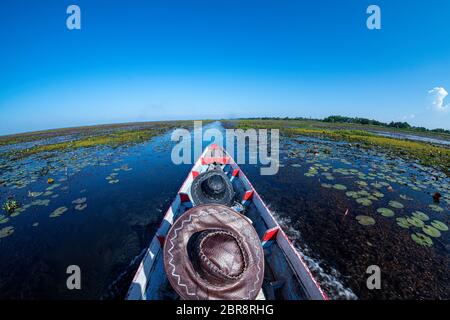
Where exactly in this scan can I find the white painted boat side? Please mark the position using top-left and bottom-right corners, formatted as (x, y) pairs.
(127, 144), (327, 300)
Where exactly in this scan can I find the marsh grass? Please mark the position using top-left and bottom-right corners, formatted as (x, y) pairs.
(230, 119), (450, 176)
(11, 129), (159, 158)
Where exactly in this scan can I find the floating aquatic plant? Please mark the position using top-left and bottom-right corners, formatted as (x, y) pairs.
(400, 194), (413, 201)
(72, 197), (87, 205)
(388, 200), (404, 209)
(411, 211), (429, 221)
(345, 191), (358, 198)
(49, 206), (68, 218)
(411, 233), (433, 247)
(333, 184), (347, 191)
(406, 217), (425, 228)
(372, 191), (384, 198)
(357, 190), (370, 197)
(10, 208), (24, 217)
(32, 222), (39, 227)
(377, 208), (394, 217)
(109, 179), (119, 184)
(371, 182), (383, 189)
(396, 217), (410, 229)
(356, 215), (376, 226)
(356, 181), (368, 187)
(28, 191), (43, 198)
(0, 226), (14, 238)
(31, 199), (50, 207)
(422, 225), (441, 238)
(2, 199), (20, 214)
(356, 198), (372, 206)
(75, 204), (87, 211)
(428, 204), (443, 213)
(0, 215), (10, 224)
(430, 220), (448, 232)
(321, 183), (332, 188)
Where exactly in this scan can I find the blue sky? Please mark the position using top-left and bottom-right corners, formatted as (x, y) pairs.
(1, 0), (450, 135)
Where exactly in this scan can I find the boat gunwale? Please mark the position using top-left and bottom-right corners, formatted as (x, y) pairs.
(126, 144), (327, 300)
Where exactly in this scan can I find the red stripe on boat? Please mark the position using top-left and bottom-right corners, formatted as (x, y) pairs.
(157, 235), (165, 247)
(243, 190), (254, 201)
(179, 192), (191, 203)
(191, 171), (200, 179)
(210, 144), (219, 149)
(262, 227), (279, 242)
(201, 157), (230, 165)
(232, 169), (240, 177)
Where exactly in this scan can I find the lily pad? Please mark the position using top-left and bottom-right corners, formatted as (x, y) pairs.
(74, 204), (87, 211)
(411, 211), (429, 221)
(422, 225), (441, 238)
(356, 181), (368, 187)
(29, 191), (43, 198)
(407, 217), (425, 228)
(356, 215), (376, 226)
(72, 197), (87, 205)
(0, 226), (14, 238)
(345, 191), (358, 198)
(333, 184), (347, 191)
(377, 208), (394, 217)
(428, 204), (443, 213)
(49, 206), (68, 218)
(396, 217), (410, 229)
(356, 198), (372, 206)
(357, 190), (370, 197)
(430, 220), (448, 232)
(411, 233), (433, 247)
(0, 216), (10, 224)
(389, 200), (404, 209)
(372, 191), (384, 198)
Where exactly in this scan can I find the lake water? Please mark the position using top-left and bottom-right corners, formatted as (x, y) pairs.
(0, 122), (448, 299)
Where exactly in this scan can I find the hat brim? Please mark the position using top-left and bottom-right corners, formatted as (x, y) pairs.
(163, 204), (264, 300)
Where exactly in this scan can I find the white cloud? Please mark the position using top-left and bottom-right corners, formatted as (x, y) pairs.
(427, 87), (449, 112)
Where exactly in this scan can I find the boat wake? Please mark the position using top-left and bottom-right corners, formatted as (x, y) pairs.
(271, 211), (358, 300)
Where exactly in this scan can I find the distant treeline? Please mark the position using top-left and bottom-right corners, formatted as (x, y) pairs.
(238, 116), (450, 135)
(322, 115), (450, 134)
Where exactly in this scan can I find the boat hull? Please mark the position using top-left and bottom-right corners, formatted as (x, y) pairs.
(127, 144), (327, 300)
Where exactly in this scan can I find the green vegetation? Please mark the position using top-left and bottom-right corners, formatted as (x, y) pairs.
(356, 215), (376, 226)
(11, 128), (159, 158)
(233, 115), (450, 135)
(0, 120), (198, 148)
(411, 233), (433, 247)
(323, 115), (450, 135)
(228, 119), (450, 175)
(2, 199), (20, 214)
